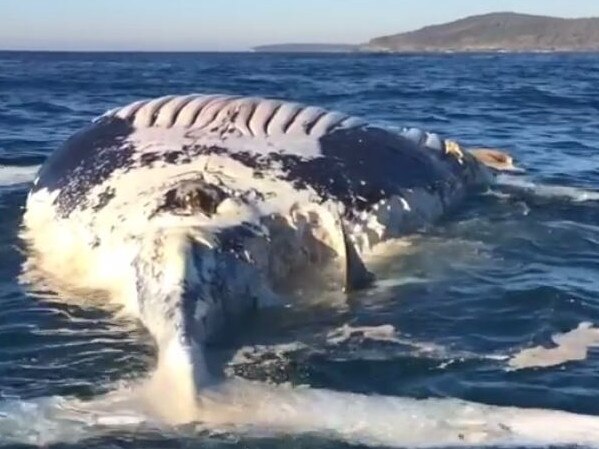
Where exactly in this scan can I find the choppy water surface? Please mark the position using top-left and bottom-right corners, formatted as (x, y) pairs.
(1, 51), (599, 448)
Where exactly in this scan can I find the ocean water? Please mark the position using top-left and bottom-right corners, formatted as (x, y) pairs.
(1, 51), (599, 448)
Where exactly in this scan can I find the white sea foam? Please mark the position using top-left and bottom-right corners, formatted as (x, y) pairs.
(324, 324), (509, 365)
(226, 342), (308, 370)
(3, 373), (599, 448)
(0, 165), (40, 187)
(497, 174), (599, 202)
(3, 319), (594, 447)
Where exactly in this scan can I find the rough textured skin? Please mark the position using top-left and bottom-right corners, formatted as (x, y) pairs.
(23, 94), (493, 376)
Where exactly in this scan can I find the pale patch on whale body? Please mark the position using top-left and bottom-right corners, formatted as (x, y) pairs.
(17, 94), (599, 448)
(497, 174), (599, 202)
(509, 322), (599, 370)
(327, 323), (403, 344)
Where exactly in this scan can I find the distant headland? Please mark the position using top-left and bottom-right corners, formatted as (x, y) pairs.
(252, 43), (358, 53)
(254, 12), (599, 53)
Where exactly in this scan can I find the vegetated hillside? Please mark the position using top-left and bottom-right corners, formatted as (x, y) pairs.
(364, 12), (599, 52)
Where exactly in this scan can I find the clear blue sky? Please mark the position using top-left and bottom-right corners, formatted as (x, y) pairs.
(2, 0), (599, 51)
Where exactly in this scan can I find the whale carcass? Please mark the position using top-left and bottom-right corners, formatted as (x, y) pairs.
(22, 94), (507, 389)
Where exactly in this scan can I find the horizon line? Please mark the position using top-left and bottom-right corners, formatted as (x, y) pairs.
(3, 10), (598, 53)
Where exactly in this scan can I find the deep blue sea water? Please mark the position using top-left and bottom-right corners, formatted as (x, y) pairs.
(1, 51), (599, 448)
